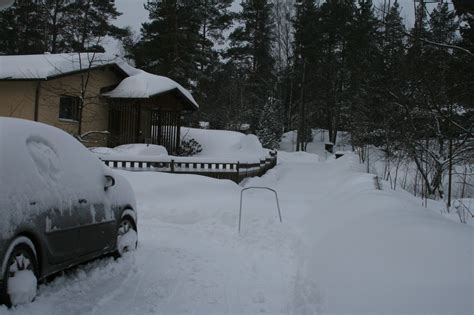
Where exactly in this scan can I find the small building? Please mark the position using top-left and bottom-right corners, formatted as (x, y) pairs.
(0, 53), (198, 153)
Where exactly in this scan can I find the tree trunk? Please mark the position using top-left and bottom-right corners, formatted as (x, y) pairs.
(297, 61), (306, 151)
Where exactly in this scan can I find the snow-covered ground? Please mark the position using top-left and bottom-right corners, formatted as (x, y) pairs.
(3, 134), (473, 314)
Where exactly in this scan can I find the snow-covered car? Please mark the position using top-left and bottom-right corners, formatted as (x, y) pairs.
(0, 118), (138, 307)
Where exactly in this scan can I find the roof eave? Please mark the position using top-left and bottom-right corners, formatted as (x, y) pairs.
(104, 88), (199, 111)
(148, 88), (199, 111)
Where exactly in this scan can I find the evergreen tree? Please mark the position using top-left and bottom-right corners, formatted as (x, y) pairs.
(135, 0), (202, 88)
(291, 0), (319, 150)
(43, 0), (73, 53)
(256, 97), (283, 149)
(134, 0), (234, 127)
(0, 0), (46, 54)
(453, 0), (474, 113)
(193, 0), (234, 123)
(0, 0), (125, 54)
(345, 0), (384, 147)
(228, 0), (276, 129)
(63, 0), (126, 52)
(302, 0), (355, 145)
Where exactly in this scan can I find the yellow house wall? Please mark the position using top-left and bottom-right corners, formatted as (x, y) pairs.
(0, 67), (122, 147)
(0, 81), (37, 119)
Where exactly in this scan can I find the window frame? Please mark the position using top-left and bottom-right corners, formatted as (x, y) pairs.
(58, 95), (80, 122)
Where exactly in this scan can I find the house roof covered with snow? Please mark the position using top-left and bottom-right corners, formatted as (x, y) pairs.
(0, 53), (132, 80)
(0, 53), (198, 109)
(101, 70), (199, 109)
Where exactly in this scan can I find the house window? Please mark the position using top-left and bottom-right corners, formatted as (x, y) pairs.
(59, 96), (80, 121)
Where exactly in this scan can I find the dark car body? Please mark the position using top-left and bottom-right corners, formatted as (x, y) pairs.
(0, 118), (137, 290)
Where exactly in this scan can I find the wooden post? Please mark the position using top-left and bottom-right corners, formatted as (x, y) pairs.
(236, 162), (240, 183)
(34, 81), (41, 121)
(171, 159), (175, 173)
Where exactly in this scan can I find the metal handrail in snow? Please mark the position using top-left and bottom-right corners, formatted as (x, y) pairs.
(238, 186), (282, 233)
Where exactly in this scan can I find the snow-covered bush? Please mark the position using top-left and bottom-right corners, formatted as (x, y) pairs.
(177, 138), (202, 156)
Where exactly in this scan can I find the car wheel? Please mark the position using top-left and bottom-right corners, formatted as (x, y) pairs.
(0, 242), (39, 307)
(116, 217), (138, 257)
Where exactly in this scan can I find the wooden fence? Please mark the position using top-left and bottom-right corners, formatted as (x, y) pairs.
(100, 151), (278, 183)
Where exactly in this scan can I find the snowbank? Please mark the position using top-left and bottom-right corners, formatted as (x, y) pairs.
(181, 127), (268, 163)
(91, 129), (270, 164)
(91, 144), (168, 158)
(298, 154), (474, 315)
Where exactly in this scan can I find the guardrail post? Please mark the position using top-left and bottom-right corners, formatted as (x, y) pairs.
(171, 159), (175, 173)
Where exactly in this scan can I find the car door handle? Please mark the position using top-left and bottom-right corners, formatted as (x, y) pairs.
(78, 199), (87, 204)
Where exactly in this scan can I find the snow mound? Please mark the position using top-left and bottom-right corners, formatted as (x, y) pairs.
(115, 144), (168, 156)
(89, 147), (118, 155)
(181, 127), (243, 156)
(120, 170), (239, 226)
(181, 127), (268, 162)
(280, 130), (298, 143)
(7, 269), (37, 306)
(232, 134), (265, 157)
(91, 144), (168, 158)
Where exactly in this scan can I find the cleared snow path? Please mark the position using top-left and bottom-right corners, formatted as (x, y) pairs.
(3, 152), (473, 315)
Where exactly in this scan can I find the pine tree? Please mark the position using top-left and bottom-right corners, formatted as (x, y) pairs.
(135, 0), (202, 88)
(300, 0), (355, 145)
(454, 0), (474, 112)
(194, 0), (234, 123)
(256, 97), (283, 149)
(292, 0), (319, 150)
(63, 0), (126, 52)
(228, 0), (276, 129)
(0, 0), (46, 54)
(0, 0), (125, 54)
(345, 0), (384, 147)
(43, 0), (73, 53)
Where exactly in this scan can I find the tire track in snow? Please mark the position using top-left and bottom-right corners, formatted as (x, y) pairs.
(89, 254), (138, 315)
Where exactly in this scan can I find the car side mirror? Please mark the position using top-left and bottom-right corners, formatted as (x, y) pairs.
(104, 175), (115, 191)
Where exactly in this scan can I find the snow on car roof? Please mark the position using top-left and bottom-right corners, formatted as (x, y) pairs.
(0, 53), (134, 80)
(102, 70), (199, 109)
